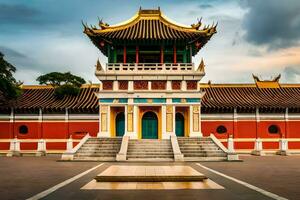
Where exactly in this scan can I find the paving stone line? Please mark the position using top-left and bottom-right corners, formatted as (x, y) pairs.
(26, 163), (104, 200)
(196, 163), (288, 200)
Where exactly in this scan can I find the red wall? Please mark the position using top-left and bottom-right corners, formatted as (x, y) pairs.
(0, 118), (299, 151)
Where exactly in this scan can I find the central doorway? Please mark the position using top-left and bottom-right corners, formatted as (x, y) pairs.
(175, 113), (185, 137)
(142, 111), (158, 139)
(115, 112), (125, 137)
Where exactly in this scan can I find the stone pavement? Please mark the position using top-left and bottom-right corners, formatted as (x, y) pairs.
(0, 155), (299, 200)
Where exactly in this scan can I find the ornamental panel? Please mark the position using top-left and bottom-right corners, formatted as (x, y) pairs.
(151, 81), (166, 90)
(187, 81), (197, 90)
(119, 81), (128, 90)
(172, 81), (181, 90)
(134, 81), (148, 90)
(102, 81), (113, 90)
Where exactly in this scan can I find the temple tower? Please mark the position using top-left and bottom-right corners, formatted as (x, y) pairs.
(84, 8), (217, 139)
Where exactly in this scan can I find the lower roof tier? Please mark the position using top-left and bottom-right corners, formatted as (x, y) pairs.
(1, 84), (300, 113)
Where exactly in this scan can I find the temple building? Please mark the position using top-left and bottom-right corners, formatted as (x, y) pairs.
(83, 8), (216, 139)
(0, 8), (299, 160)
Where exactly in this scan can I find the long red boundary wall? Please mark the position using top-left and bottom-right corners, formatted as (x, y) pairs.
(0, 119), (300, 152)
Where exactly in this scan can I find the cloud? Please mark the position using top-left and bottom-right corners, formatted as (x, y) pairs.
(0, 46), (27, 58)
(198, 4), (213, 9)
(282, 66), (300, 82)
(242, 0), (300, 50)
(0, 4), (40, 24)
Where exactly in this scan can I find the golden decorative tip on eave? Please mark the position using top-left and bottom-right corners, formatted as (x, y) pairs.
(191, 17), (202, 30)
(95, 59), (103, 71)
(196, 58), (205, 73)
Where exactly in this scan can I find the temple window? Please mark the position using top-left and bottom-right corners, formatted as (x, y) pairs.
(118, 81), (128, 90)
(172, 81), (181, 90)
(134, 81), (148, 90)
(151, 81), (166, 90)
(216, 125), (227, 134)
(102, 81), (113, 90)
(186, 81), (197, 90)
(19, 125), (28, 134)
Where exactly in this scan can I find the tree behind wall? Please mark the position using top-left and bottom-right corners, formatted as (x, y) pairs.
(0, 52), (21, 103)
(36, 72), (86, 99)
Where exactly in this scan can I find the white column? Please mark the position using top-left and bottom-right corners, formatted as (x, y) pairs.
(124, 105), (128, 135)
(148, 81), (151, 90)
(98, 105), (110, 138)
(182, 80), (187, 91)
(97, 105), (101, 137)
(128, 81), (133, 91)
(133, 105), (139, 139)
(166, 81), (172, 91)
(189, 105), (202, 137)
(113, 80), (118, 91)
(162, 105), (166, 138)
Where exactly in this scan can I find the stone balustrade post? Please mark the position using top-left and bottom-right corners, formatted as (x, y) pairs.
(251, 138), (265, 156)
(277, 138), (290, 156)
(36, 139), (47, 156)
(7, 137), (21, 157)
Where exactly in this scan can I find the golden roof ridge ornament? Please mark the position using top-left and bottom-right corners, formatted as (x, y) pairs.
(252, 74), (281, 88)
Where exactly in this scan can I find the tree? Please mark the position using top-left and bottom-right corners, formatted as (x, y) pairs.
(36, 72), (86, 99)
(0, 52), (21, 101)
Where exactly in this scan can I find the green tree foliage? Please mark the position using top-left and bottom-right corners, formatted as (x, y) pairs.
(36, 72), (85, 99)
(0, 52), (21, 101)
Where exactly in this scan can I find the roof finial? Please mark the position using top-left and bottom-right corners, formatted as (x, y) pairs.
(95, 59), (103, 71)
(191, 17), (202, 30)
(197, 58), (205, 73)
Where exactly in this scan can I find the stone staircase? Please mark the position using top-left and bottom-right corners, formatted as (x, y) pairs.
(127, 139), (174, 161)
(177, 137), (227, 161)
(74, 138), (122, 161)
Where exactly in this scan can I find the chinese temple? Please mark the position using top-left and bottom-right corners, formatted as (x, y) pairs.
(0, 8), (299, 161)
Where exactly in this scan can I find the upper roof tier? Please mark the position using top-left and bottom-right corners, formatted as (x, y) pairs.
(83, 8), (217, 56)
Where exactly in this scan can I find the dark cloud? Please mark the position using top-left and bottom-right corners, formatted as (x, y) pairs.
(242, 0), (300, 50)
(198, 4), (213, 9)
(0, 46), (26, 58)
(0, 4), (40, 24)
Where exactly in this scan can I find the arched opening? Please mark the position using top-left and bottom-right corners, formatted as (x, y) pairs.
(115, 112), (125, 137)
(175, 113), (185, 137)
(142, 111), (158, 139)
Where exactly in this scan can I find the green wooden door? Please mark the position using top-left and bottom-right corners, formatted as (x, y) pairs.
(142, 112), (158, 139)
(175, 113), (184, 137)
(116, 112), (125, 137)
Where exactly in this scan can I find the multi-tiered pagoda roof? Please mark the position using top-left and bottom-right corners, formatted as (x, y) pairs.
(83, 8), (217, 56)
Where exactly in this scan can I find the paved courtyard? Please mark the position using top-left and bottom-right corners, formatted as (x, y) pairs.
(0, 155), (299, 200)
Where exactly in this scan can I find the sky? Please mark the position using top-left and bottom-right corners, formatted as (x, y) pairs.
(0, 0), (300, 84)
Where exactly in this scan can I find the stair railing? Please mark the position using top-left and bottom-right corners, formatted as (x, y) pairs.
(170, 135), (184, 161)
(61, 133), (90, 160)
(116, 136), (129, 161)
(209, 133), (228, 153)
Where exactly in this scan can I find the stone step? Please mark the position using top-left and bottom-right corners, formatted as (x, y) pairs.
(180, 150), (224, 154)
(77, 150), (120, 154)
(183, 153), (227, 157)
(180, 146), (219, 150)
(127, 155), (174, 158)
(74, 157), (116, 161)
(127, 147), (173, 152)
